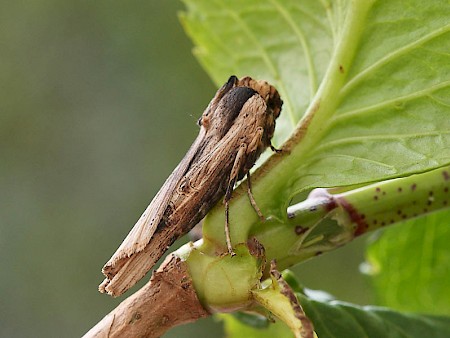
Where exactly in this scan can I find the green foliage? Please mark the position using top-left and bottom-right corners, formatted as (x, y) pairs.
(182, 0), (450, 192)
(180, 0), (450, 336)
(300, 295), (450, 338)
(223, 295), (450, 338)
(306, 296), (450, 338)
(366, 209), (450, 315)
(181, 0), (450, 270)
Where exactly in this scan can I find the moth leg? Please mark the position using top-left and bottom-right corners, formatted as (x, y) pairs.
(224, 143), (247, 256)
(244, 127), (265, 220)
(246, 172), (265, 221)
(224, 201), (234, 256)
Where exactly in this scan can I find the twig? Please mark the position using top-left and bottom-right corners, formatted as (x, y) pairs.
(84, 255), (209, 338)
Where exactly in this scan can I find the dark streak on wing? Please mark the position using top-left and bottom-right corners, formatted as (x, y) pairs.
(217, 87), (257, 132)
(146, 82), (255, 223)
(154, 86), (258, 236)
(100, 75), (282, 296)
(186, 87), (257, 169)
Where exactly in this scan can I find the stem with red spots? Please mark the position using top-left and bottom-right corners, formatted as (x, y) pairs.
(252, 166), (450, 271)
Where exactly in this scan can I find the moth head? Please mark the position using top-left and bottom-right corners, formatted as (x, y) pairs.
(237, 76), (282, 120)
(237, 76), (283, 144)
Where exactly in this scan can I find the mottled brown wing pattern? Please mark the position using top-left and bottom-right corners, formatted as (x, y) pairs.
(99, 76), (282, 296)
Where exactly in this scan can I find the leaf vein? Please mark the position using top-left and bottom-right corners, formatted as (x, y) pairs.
(215, 0), (297, 126)
(335, 80), (450, 121)
(341, 22), (450, 96)
(315, 130), (450, 153)
(269, 0), (318, 99)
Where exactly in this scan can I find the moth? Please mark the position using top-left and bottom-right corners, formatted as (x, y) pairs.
(99, 75), (282, 296)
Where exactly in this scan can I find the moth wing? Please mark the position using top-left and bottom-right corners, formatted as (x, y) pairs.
(100, 128), (207, 295)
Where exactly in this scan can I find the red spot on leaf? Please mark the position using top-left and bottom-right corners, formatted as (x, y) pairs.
(295, 225), (308, 236)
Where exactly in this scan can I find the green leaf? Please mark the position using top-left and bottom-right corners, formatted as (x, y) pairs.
(221, 295), (450, 338)
(180, 0), (335, 142)
(179, 0), (450, 283)
(300, 295), (450, 338)
(365, 209), (450, 315)
(179, 1), (450, 331)
(181, 0), (450, 195)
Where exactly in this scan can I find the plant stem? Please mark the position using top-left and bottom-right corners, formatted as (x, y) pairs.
(199, 0), (377, 264)
(254, 165), (450, 270)
(83, 255), (209, 338)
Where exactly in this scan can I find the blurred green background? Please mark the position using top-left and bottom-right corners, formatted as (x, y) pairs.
(0, 1), (372, 337)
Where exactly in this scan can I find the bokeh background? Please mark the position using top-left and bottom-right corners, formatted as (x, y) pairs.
(0, 1), (372, 337)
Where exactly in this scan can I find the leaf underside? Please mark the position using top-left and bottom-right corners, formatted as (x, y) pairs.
(366, 209), (450, 316)
(181, 0), (450, 336)
(181, 0), (450, 192)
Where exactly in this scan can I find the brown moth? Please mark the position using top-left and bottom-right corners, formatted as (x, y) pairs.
(99, 75), (282, 296)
